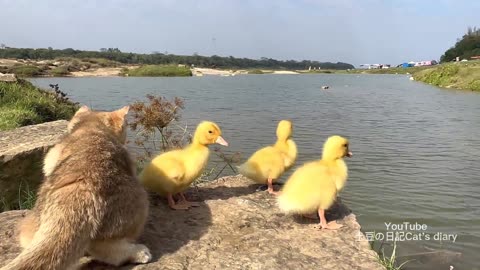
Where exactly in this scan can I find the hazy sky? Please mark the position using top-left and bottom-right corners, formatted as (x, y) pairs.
(1, 0), (479, 66)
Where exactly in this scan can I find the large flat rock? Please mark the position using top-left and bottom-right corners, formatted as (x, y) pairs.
(0, 73), (17, 82)
(0, 120), (68, 162)
(0, 175), (384, 270)
(0, 121), (68, 209)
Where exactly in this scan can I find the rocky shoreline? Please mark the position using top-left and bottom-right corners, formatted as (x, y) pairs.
(0, 175), (383, 269)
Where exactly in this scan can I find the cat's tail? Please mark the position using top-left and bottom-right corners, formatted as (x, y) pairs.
(1, 200), (92, 270)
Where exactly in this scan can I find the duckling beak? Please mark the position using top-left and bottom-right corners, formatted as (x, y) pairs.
(215, 136), (229, 146)
(346, 151), (353, 158)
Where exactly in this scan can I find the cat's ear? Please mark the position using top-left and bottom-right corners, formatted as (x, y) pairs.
(72, 105), (90, 117)
(111, 105), (129, 125)
(113, 106), (129, 119)
(78, 105), (90, 113)
(68, 105), (91, 132)
(118, 105), (129, 116)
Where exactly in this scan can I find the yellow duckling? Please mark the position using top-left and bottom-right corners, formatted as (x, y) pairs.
(238, 120), (297, 194)
(140, 121), (228, 210)
(277, 135), (352, 230)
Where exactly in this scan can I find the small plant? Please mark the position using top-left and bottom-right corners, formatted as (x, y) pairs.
(369, 233), (412, 270)
(129, 94), (241, 181)
(0, 182), (37, 212)
(17, 182), (37, 210)
(129, 94), (186, 161)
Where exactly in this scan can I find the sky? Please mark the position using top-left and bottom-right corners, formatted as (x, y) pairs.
(1, 0), (479, 66)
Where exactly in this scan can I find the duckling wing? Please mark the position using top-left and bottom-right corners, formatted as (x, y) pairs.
(283, 139), (298, 170)
(277, 162), (337, 214)
(238, 146), (285, 183)
(139, 152), (186, 195)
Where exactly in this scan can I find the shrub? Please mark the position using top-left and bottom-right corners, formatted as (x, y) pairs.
(128, 94), (240, 182)
(468, 79), (480, 91)
(248, 69), (264, 74)
(50, 66), (70, 76)
(12, 65), (43, 77)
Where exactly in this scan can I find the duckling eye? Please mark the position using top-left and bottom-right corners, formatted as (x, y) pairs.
(343, 144), (348, 147)
(208, 130), (213, 134)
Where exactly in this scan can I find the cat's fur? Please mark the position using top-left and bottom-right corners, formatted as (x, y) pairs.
(2, 106), (151, 270)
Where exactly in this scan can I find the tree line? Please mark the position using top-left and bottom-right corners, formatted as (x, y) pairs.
(0, 47), (354, 70)
(441, 26), (480, 62)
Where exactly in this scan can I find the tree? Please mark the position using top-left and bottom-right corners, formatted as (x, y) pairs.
(0, 47), (355, 69)
(440, 26), (480, 62)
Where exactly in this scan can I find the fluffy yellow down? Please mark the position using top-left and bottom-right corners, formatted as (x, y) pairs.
(238, 120), (297, 184)
(140, 121), (227, 196)
(277, 135), (351, 214)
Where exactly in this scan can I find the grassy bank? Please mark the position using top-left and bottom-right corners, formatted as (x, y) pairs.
(336, 61), (480, 91)
(0, 79), (79, 130)
(124, 65), (192, 77)
(413, 61), (480, 91)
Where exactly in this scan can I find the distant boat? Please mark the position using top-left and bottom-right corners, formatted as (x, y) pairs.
(321, 86), (330, 90)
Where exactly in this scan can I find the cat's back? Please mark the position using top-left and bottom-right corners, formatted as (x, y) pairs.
(47, 123), (135, 192)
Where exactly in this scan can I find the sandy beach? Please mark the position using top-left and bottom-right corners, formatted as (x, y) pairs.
(69, 68), (124, 77)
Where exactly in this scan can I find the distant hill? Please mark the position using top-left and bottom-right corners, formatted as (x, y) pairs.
(0, 47), (354, 70)
(441, 27), (480, 62)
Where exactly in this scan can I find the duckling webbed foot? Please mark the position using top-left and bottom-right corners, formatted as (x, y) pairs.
(167, 193), (189, 210)
(317, 209), (344, 230)
(178, 192), (201, 208)
(267, 178), (279, 195)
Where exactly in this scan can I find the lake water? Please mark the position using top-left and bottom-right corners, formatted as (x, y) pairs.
(30, 74), (480, 269)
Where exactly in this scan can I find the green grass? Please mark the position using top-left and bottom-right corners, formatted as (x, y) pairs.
(377, 241), (411, 270)
(413, 61), (480, 91)
(0, 79), (79, 130)
(126, 65), (192, 77)
(369, 235), (412, 270)
(342, 66), (432, 75)
(0, 182), (37, 212)
(11, 65), (44, 77)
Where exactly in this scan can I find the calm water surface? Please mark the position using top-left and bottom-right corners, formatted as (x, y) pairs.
(30, 75), (480, 269)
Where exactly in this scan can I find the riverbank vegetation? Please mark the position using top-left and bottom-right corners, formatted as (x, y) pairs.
(124, 65), (192, 77)
(0, 47), (354, 70)
(413, 60), (480, 91)
(0, 79), (78, 130)
(247, 69), (265, 74)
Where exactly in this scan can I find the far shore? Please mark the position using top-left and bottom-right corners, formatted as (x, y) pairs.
(2, 58), (478, 91)
(0, 58), (307, 78)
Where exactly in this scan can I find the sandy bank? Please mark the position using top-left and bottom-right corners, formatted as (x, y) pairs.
(272, 70), (300, 74)
(69, 67), (123, 77)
